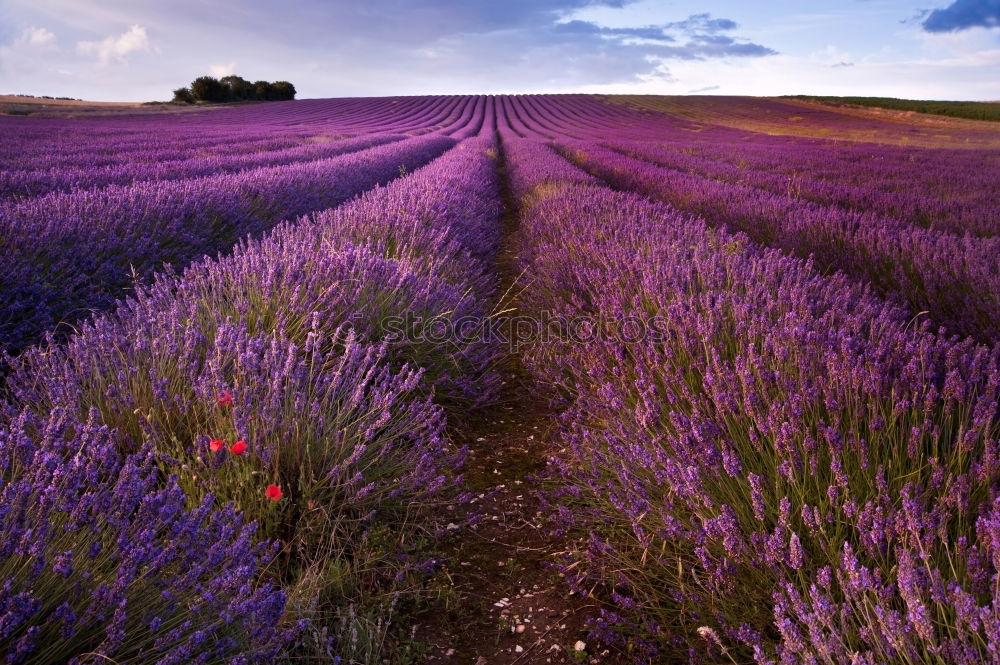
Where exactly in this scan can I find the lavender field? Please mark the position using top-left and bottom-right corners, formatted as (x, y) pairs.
(2, 94), (1000, 665)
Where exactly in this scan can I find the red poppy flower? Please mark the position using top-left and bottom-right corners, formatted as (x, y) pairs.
(265, 484), (283, 501)
(229, 440), (248, 456)
(217, 391), (234, 407)
(209, 439), (225, 453)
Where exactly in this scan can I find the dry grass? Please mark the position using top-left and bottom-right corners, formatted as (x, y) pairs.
(610, 94), (1000, 149)
(0, 95), (225, 117)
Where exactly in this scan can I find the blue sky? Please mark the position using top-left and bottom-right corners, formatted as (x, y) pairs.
(1, 0), (998, 100)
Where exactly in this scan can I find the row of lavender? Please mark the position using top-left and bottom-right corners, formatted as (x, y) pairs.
(0, 97), (483, 201)
(0, 95), (510, 355)
(5, 97), (504, 195)
(0, 95), (490, 177)
(492, 97), (1000, 346)
(605, 139), (999, 237)
(0, 134), (402, 200)
(502, 133), (1000, 663)
(662, 135), (1000, 211)
(0, 135), (453, 354)
(1, 123), (504, 663)
(499, 94), (1000, 236)
(557, 141), (1000, 344)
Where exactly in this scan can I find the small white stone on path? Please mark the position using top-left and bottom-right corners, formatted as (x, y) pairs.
(575, 640), (587, 652)
(515, 645), (524, 653)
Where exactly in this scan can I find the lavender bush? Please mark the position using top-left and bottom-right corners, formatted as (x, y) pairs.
(559, 140), (1000, 343)
(6, 137), (501, 531)
(3, 131), (504, 661)
(0, 408), (292, 664)
(508, 137), (1000, 663)
(0, 134), (402, 200)
(0, 134), (455, 354)
(606, 139), (1000, 237)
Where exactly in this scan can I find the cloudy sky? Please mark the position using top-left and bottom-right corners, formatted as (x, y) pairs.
(1, 0), (998, 100)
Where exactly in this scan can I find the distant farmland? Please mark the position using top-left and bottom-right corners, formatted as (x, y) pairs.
(785, 94), (1000, 122)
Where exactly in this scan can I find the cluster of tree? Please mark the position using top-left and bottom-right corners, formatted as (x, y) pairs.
(10, 94), (80, 100)
(785, 95), (1000, 123)
(172, 75), (296, 104)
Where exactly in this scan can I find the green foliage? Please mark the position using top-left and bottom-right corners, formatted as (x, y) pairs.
(182, 74), (297, 104)
(786, 95), (1000, 122)
(191, 75), (227, 103)
(220, 75), (253, 100)
(253, 79), (272, 99)
(269, 81), (297, 101)
(171, 86), (195, 104)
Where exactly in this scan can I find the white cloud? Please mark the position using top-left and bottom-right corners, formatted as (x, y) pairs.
(16, 26), (58, 49)
(209, 62), (236, 77)
(1, 27), (59, 83)
(576, 47), (1000, 101)
(76, 24), (152, 64)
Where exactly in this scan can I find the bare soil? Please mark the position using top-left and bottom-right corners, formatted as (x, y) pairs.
(418, 373), (622, 665)
(414, 147), (627, 665)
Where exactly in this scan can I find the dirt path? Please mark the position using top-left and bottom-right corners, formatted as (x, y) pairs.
(422, 373), (613, 665)
(417, 146), (626, 665)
